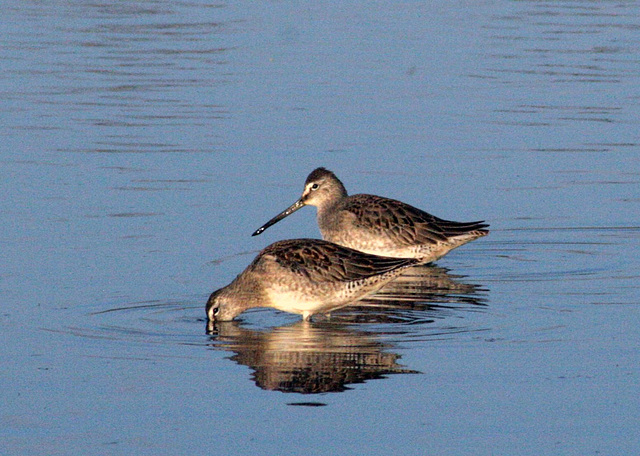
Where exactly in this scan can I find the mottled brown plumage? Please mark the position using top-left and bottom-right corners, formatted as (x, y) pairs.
(206, 239), (418, 322)
(252, 168), (489, 262)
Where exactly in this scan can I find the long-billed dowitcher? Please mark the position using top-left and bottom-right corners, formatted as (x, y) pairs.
(206, 239), (418, 322)
(252, 168), (489, 262)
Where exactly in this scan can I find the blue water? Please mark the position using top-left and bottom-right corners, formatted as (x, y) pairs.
(2, 1), (639, 455)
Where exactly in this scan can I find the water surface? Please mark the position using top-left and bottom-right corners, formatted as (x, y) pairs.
(2, 1), (639, 455)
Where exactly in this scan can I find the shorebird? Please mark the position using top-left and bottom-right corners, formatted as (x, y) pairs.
(206, 239), (418, 322)
(252, 167), (489, 262)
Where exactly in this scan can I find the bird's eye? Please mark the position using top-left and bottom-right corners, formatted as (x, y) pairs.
(311, 183), (319, 190)
(213, 307), (219, 315)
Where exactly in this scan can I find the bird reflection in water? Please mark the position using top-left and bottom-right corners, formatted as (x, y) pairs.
(341, 263), (486, 323)
(206, 264), (487, 395)
(209, 320), (419, 394)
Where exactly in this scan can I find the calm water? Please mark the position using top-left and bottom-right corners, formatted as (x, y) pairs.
(2, 1), (639, 455)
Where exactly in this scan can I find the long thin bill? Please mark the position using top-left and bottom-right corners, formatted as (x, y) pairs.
(251, 199), (305, 236)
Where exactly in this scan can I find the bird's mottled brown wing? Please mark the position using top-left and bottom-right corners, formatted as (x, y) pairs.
(341, 194), (488, 246)
(261, 239), (417, 283)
